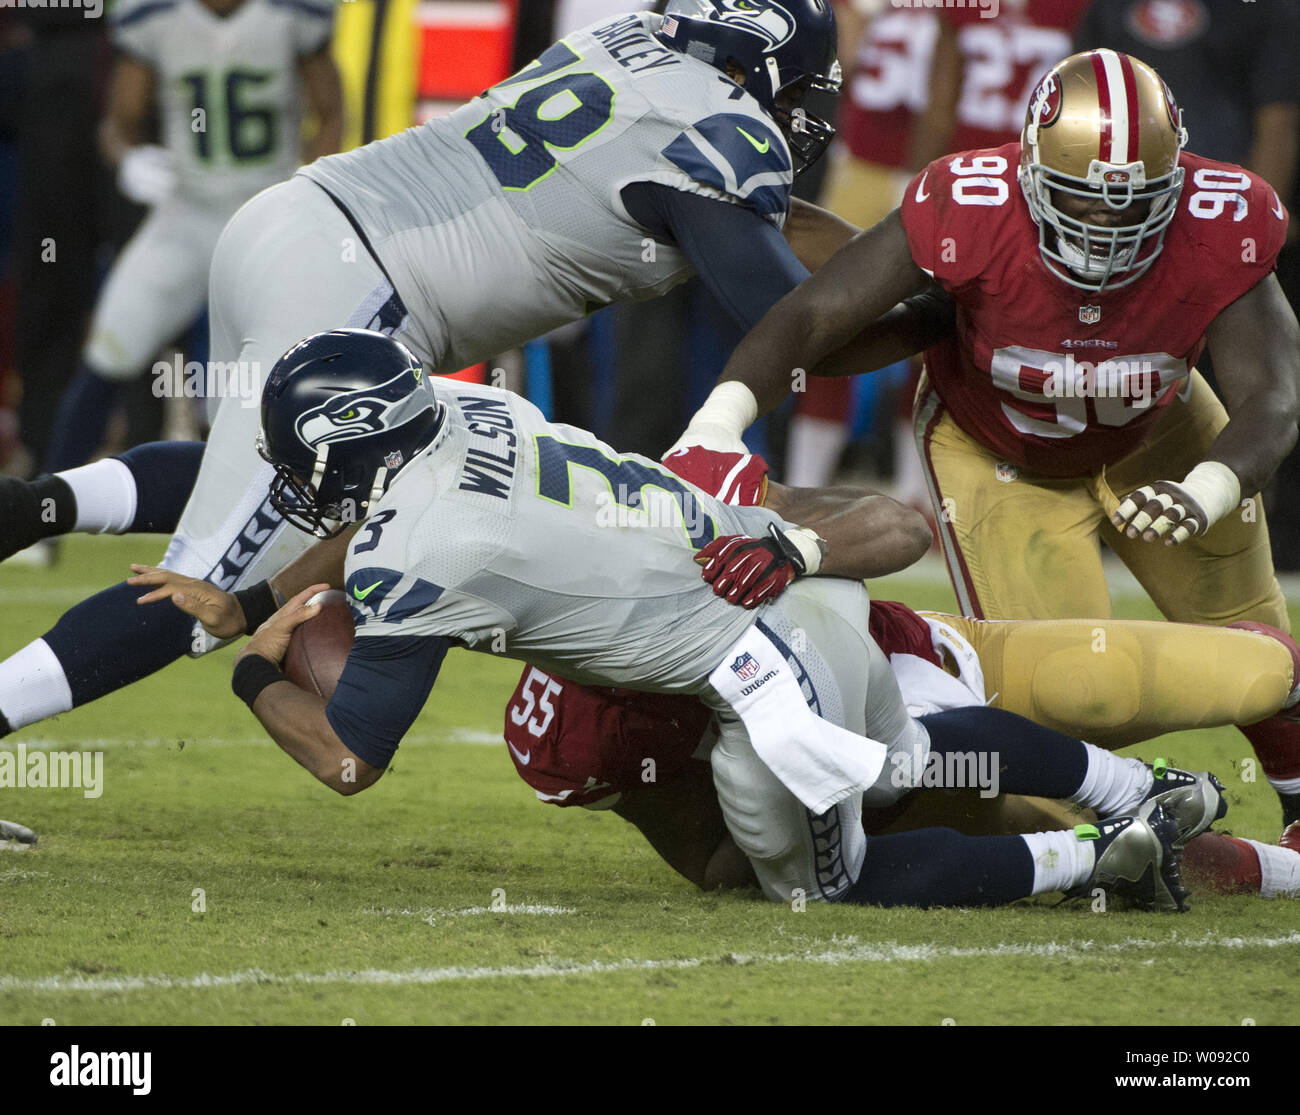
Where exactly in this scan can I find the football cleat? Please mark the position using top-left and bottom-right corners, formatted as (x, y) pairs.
(1068, 806), (1188, 913)
(0, 475), (62, 563)
(0, 818), (37, 845)
(1137, 759), (1226, 847)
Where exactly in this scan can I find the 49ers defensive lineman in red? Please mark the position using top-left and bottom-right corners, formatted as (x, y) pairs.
(669, 49), (1300, 824)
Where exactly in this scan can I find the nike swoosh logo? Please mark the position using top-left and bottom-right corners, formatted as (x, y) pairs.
(737, 126), (770, 154)
(352, 580), (383, 601)
(1273, 192), (1285, 220)
(914, 171), (930, 203)
(507, 739), (531, 766)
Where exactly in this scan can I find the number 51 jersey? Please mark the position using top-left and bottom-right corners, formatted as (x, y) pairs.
(300, 10), (795, 373)
(901, 142), (1289, 478)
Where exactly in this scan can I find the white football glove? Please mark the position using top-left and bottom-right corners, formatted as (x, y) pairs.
(662, 382), (758, 459)
(1112, 462), (1241, 545)
(118, 145), (177, 206)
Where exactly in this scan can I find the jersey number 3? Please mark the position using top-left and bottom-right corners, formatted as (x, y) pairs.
(466, 43), (616, 192)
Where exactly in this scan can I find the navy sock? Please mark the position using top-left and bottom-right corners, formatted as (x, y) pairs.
(42, 580), (196, 708)
(44, 364), (123, 473)
(843, 827), (1034, 907)
(918, 706), (1088, 799)
(114, 441), (205, 533)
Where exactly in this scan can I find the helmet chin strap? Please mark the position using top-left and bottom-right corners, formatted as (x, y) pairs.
(367, 465), (391, 512)
(764, 55), (781, 105)
(310, 444), (330, 492)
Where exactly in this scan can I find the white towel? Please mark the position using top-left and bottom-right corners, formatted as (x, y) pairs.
(707, 624), (887, 815)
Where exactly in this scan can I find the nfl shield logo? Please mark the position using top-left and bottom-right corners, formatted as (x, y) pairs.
(731, 653), (760, 681)
(384, 449), (404, 470)
(1079, 304), (1101, 324)
(995, 461), (1018, 484)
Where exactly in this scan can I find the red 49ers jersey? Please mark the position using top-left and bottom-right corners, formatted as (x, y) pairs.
(901, 143), (1289, 477)
(503, 666), (712, 808)
(503, 602), (940, 807)
(941, 1), (1089, 151)
(836, 5), (937, 169)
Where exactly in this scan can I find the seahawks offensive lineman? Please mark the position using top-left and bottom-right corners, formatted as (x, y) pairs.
(40, 0), (342, 476)
(0, 0), (857, 737)
(157, 327), (1222, 912)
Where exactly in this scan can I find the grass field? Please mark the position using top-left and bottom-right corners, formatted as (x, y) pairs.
(1, 536), (1298, 1026)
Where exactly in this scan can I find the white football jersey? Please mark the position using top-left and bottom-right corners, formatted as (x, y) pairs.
(342, 380), (791, 692)
(111, 0), (334, 213)
(301, 10), (796, 371)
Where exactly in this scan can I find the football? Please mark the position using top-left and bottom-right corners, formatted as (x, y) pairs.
(282, 589), (355, 700)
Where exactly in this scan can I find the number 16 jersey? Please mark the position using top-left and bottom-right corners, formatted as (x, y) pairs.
(299, 10), (795, 373)
(900, 142), (1288, 478)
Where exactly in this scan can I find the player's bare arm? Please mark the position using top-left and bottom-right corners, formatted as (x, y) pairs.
(810, 284), (957, 380)
(680, 209), (932, 447)
(299, 44), (344, 163)
(235, 585), (384, 795)
(906, 13), (960, 171)
(128, 526), (355, 637)
(764, 482), (933, 579)
(98, 54), (154, 168)
(1113, 274), (1300, 544)
(783, 197), (861, 272)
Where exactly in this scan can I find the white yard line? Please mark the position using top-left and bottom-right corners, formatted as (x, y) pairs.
(3, 931), (1297, 995)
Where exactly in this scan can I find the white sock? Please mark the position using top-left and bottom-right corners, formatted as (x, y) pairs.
(785, 415), (850, 488)
(1244, 840), (1300, 898)
(59, 458), (137, 534)
(1266, 774), (1300, 795)
(0, 639), (74, 730)
(1068, 742), (1152, 818)
(1022, 830), (1096, 894)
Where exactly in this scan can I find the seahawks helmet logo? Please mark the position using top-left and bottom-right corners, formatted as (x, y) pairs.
(295, 369), (435, 450)
(710, 0), (796, 50)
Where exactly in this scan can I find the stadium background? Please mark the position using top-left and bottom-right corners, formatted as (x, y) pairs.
(0, 0), (1299, 1030)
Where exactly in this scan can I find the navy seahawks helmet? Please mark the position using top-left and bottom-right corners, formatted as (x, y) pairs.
(257, 329), (444, 538)
(657, 0), (841, 175)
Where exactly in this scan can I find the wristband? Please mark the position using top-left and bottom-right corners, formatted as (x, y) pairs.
(779, 526), (826, 576)
(687, 382), (759, 441)
(1177, 461), (1241, 529)
(232, 653), (286, 711)
(233, 580), (279, 634)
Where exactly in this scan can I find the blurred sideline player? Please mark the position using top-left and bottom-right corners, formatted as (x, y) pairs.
(144, 328), (1222, 912)
(40, 0), (342, 475)
(670, 50), (1300, 825)
(788, 0), (931, 488)
(500, 450), (1300, 901)
(0, 1), (865, 738)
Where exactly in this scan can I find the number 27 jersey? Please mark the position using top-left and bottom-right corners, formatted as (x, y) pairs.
(900, 142), (1288, 478)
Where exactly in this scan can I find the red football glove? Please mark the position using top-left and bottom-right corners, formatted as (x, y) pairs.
(662, 447), (769, 506)
(695, 524), (808, 608)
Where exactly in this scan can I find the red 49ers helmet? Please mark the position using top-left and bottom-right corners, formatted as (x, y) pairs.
(1019, 49), (1188, 292)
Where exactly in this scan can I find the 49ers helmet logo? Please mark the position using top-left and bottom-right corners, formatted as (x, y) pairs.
(1028, 72), (1062, 130)
(1160, 76), (1182, 132)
